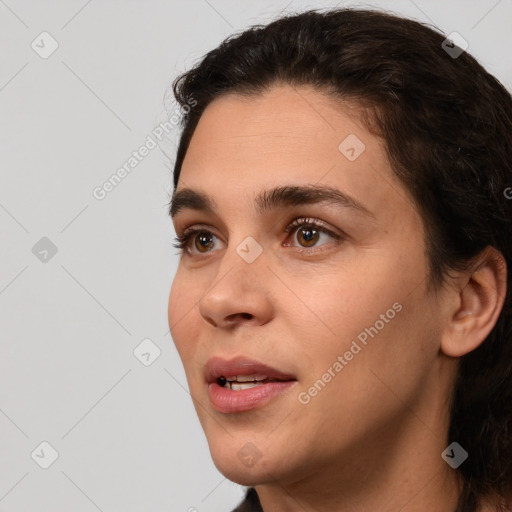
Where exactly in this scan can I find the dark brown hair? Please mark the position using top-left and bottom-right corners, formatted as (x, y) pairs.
(169, 7), (512, 511)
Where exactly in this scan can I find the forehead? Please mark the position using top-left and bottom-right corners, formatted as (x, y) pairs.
(177, 84), (417, 222)
(185, 84), (363, 165)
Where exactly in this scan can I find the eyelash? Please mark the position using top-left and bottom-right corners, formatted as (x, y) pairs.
(171, 217), (343, 256)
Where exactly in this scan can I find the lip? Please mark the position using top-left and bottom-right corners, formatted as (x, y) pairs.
(205, 356), (297, 413)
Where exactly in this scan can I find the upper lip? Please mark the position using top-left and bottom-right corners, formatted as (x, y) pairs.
(205, 356), (297, 384)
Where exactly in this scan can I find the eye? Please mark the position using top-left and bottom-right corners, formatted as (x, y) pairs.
(284, 217), (342, 251)
(172, 218), (343, 257)
(172, 225), (223, 255)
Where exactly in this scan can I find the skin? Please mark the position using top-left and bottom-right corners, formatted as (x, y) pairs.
(168, 84), (507, 512)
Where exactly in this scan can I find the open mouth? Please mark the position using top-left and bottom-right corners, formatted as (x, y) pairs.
(205, 356), (298, 413)
(216, 375), (287, 391)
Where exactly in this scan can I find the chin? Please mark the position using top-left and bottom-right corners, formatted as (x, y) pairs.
(215, 466), (264, 487)
(207, 436), (282, 486)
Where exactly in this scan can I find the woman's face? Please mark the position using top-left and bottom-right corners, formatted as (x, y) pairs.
(168, 84), (453, 487)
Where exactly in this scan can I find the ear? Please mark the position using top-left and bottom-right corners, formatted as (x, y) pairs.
(440, 245), (508, 358)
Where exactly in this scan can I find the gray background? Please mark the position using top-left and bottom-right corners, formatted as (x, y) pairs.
(1, 0), (511, 510)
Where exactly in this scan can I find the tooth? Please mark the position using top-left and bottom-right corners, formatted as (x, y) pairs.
(230, 382), (263, 391)
(237, 374), (267, 382)
(225, 374), (268, 382)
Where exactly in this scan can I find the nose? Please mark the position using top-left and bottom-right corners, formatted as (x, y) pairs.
(197, 242), (274, 329)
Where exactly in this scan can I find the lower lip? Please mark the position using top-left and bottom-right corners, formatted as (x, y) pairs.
(208, 380), (296, 413)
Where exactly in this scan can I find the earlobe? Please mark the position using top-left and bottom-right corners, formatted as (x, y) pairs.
(440, 246), (508, 358)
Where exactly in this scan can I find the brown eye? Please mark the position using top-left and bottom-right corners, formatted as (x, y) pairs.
(172, 226), (224, 256)
(284, 218), (342, 252)
(296, 226), (320, 247)
(194, 232), (216, 253)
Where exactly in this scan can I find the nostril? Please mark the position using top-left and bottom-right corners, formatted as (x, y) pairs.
(226, 312), (253, 321)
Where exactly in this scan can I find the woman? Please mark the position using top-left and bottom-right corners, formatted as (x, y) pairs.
(167, 7), (512, 512)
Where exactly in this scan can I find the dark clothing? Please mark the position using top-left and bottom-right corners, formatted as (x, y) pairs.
(231, 488), (262, 512)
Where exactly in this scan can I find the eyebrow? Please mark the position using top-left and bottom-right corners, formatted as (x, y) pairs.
(169, 184), (375, 220)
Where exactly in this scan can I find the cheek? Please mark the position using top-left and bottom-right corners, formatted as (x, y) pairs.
(291, 254), (433, 389)
(284, 262), (400, 354)
(292, 285), (435, 448)
(167, 275), (181, 327)
(168, 271), (201, 358)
